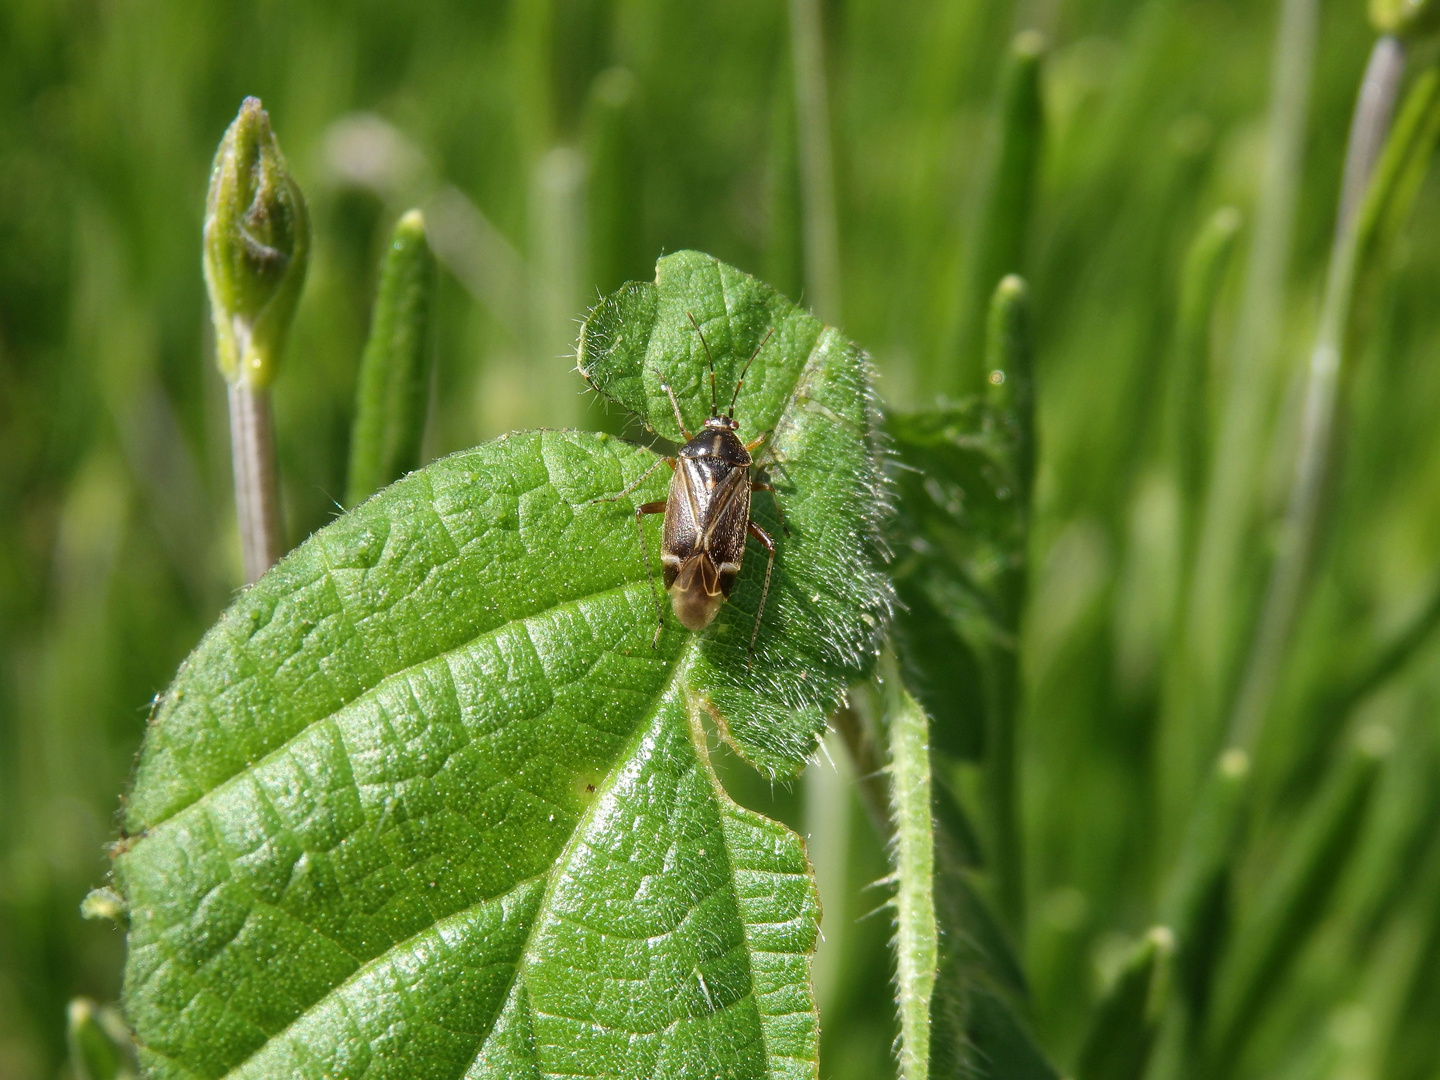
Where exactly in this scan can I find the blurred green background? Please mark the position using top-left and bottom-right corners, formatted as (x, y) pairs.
(4, 0), (1440, 1077)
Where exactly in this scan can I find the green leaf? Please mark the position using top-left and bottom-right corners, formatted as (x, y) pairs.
(117, 252), (888, 1079)
(886, 401), (1021, 762)
(578, 250), (892, 774)
(1206, 726), (1392, 1070)
(946, 32), (1045, 397)
(68, 998), (138, 1080)
(345, 209), (438, 508)
(958, 987), (1059, 1080)
(1159, 748), (1250, 1019)
(1074, 927), (1175, 1080)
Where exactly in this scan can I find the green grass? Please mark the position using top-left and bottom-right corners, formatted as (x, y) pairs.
(4, 1), (1440, 1077)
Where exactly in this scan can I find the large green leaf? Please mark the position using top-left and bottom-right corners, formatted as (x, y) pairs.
(115, 252), (889, 1080)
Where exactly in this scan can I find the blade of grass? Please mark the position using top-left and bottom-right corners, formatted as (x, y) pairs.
(66, 999), (135, 1080)
(1185, 0), (1318, 773)
(345, 209), (437, 507)
(1170, 206), (1242, 539)
(585, 67), (646, 298)
(983, 274), (1034, 937)
(1159, 748), (1251, 1021)
(1227, 65), (1440, 752)
(789, 0), (840, 323)
(947, 33), (1045, 399)
(1206, 725), (1393, 1070)
(1074, 927), (1175, 1080)
(766, 55), (805, 305)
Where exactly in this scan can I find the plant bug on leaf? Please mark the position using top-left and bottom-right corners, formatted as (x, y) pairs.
(597, 314), (786, 667)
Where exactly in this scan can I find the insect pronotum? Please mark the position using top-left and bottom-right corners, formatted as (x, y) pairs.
(598, 314), (786, 667)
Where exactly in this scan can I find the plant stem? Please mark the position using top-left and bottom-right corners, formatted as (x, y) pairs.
(1338, 37), (1407, 238)
(1227, 44), (1416, 752)
(228, 382), (284, 583)
(789, 0), (841, 324)
(1186, 0), (1317, 755)
(884, 650), (937, 1080)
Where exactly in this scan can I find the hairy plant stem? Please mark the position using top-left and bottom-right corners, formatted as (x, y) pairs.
(228, 382), (285, 583)
(883, 650), (937, 1080)
(1227, 35), (1407, 751)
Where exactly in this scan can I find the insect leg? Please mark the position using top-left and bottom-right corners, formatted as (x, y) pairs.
(751, 479), (790, 537)
(649, 365), (693, 440)
(745, 521), (776, 669)
(588, 454), (674, 505)
(635, 501), (668, 647)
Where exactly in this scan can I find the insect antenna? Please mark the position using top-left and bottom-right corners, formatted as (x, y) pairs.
(687, 312), (720, 417)
(729, 328), (775, 419)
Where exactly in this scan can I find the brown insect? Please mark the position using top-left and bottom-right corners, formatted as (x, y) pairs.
(599, 315), (785, 666)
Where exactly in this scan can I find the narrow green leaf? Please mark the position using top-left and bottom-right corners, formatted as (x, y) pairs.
(884, 655), (937, 1080)
(947, 33), (1045, 397)
(983, 273), (1035, 508)
(932, 755), (985, 869)
(1206, 726), (1392, 1068)
(585, 68), (647, 299)
(67, 998), (137, 1080)
(1074, 927), (1175, 1080)
(886, 402), (1022, 762)
(345, 209), (438, 508)
(1170, 207), (1242, 521)
(977, 274), (1033, 932)
(1159, 748), (1251, 1019)
(765, 62), (806, 307)
(1226, 66), (1440, 752)
(117, 252), (887, 1079)
(962, 987), (1059, 1080)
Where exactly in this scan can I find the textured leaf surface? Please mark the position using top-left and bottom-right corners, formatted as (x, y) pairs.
(116, 252), (887, 1080)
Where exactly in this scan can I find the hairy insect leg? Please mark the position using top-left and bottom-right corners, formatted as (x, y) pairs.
(745, 521), (776, 669)
(649, 365), (693, 439)
(751, 478), (790, 537)
(635, 501), (668, 646)
(589, 454), (674, 505)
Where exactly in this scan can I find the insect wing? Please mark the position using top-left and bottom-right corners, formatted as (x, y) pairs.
(660, 464), (701, 587)
(699, 466), (751, 597)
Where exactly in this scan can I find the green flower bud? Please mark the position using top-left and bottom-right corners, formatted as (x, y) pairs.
(203, 97), (310, 388)
(1371, 0), (1440, 39)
